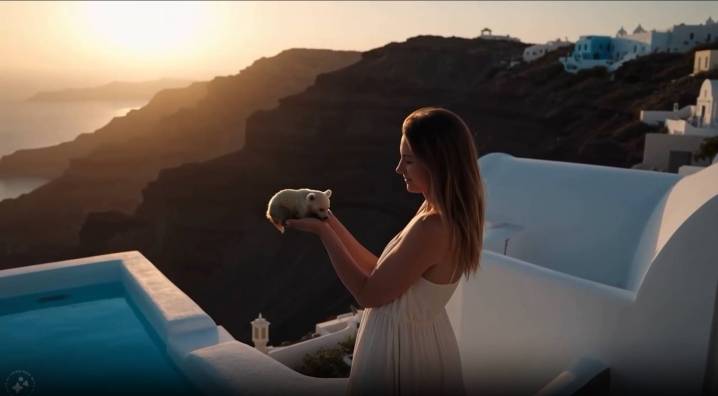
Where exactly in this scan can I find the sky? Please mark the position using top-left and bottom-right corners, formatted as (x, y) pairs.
(1, 1), (717, 98)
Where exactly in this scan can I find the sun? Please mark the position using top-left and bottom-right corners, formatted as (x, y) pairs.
(81, 1), (209, 60)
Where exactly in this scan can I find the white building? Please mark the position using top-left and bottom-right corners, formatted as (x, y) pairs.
(641, 79), (718, 136)
(478, 27), (521, 42)
(664, 79), (718, 136)
(523, 38), (573, 63)
(561, 18), (718, 73)
(637, 79), (718, 172)
(693, 49), (718, 75)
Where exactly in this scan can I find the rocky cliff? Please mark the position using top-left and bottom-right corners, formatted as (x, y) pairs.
(0, 48), (361, 261)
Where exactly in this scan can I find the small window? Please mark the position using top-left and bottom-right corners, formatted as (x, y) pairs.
(689, 32), (694, 40)
(633, 45), (637, 53)
(708, 34), (712, 42)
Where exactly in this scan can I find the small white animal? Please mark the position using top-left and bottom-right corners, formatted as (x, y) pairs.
(266, 188), (333, 234)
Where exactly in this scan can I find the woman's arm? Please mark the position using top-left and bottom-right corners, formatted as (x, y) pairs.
(317, 224), (370, 307)
(326, 210), (379, 274)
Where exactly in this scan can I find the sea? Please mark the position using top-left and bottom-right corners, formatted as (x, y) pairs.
(0, 99), (146, 201)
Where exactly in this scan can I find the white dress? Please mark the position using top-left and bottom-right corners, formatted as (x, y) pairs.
(345, 231), (467, 396)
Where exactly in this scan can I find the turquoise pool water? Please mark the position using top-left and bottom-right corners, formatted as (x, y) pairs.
(0, 282), (201, 395)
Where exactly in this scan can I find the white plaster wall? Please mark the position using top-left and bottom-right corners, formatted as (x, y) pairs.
(696, 80), (717, 126)
(647, 31), (670, 52)
(452, 155), (718, 395)
(610, 196), (718, 395)
(679, 165), (706, 176)
(640, 106), (693, 125)
(694, 50), (718, 74)
(523, 41), (572, 62)
(524, 45), (548, 62)
(478, 153), (677, 288)
(642, 133), (707, 170)
(668, 23), (718, 53)
(315, 312), (358, 335)
(612, 37), (650, 59)
(667, 119), (718, 137)
(454, 249), (633, 395)
(628, 163), (718, 291)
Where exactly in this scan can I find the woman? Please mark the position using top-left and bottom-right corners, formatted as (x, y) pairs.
(286, 107), (485, 396)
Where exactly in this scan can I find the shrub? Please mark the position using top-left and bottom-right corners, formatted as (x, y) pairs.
(695, 136), (718, 162)
(295, 333), (357, 378)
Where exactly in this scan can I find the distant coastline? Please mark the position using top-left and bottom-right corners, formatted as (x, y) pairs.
(27, 78), (193, 102)
(0, 177), (49, 202)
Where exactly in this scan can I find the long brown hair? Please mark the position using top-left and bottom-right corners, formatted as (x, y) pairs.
(402, 107), (486, 277)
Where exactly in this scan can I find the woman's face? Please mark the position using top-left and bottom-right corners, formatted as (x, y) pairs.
(395, 135), (431, 195)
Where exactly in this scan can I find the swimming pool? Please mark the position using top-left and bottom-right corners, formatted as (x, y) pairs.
(0, 251), (347, 396)
(0, 281), (201, 395)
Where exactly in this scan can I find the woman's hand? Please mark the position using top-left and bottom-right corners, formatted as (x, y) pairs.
(285, 217), (331, 236)
(325, 209), (339, 228)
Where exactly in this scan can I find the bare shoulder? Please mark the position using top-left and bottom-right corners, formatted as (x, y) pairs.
(417, 212), (447, 231)
(405, 213), (449, 249)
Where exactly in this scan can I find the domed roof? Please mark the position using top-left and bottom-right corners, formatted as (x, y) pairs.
(617, 26), (627, 36)
(633, 24), (646, 34)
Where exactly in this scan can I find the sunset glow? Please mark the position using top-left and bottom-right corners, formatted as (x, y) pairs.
(80, 1), (210, 61)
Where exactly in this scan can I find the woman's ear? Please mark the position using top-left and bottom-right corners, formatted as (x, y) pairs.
(324, 189), (332, 198)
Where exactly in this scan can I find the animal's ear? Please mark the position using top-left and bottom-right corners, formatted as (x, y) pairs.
(307, 193), (315, 201)
(324, 189), (332, 198)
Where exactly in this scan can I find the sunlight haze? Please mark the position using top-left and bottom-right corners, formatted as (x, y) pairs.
(1, 1), (716, 99)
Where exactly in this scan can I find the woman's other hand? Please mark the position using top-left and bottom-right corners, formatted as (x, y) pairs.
(285, 217), (330, 236)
